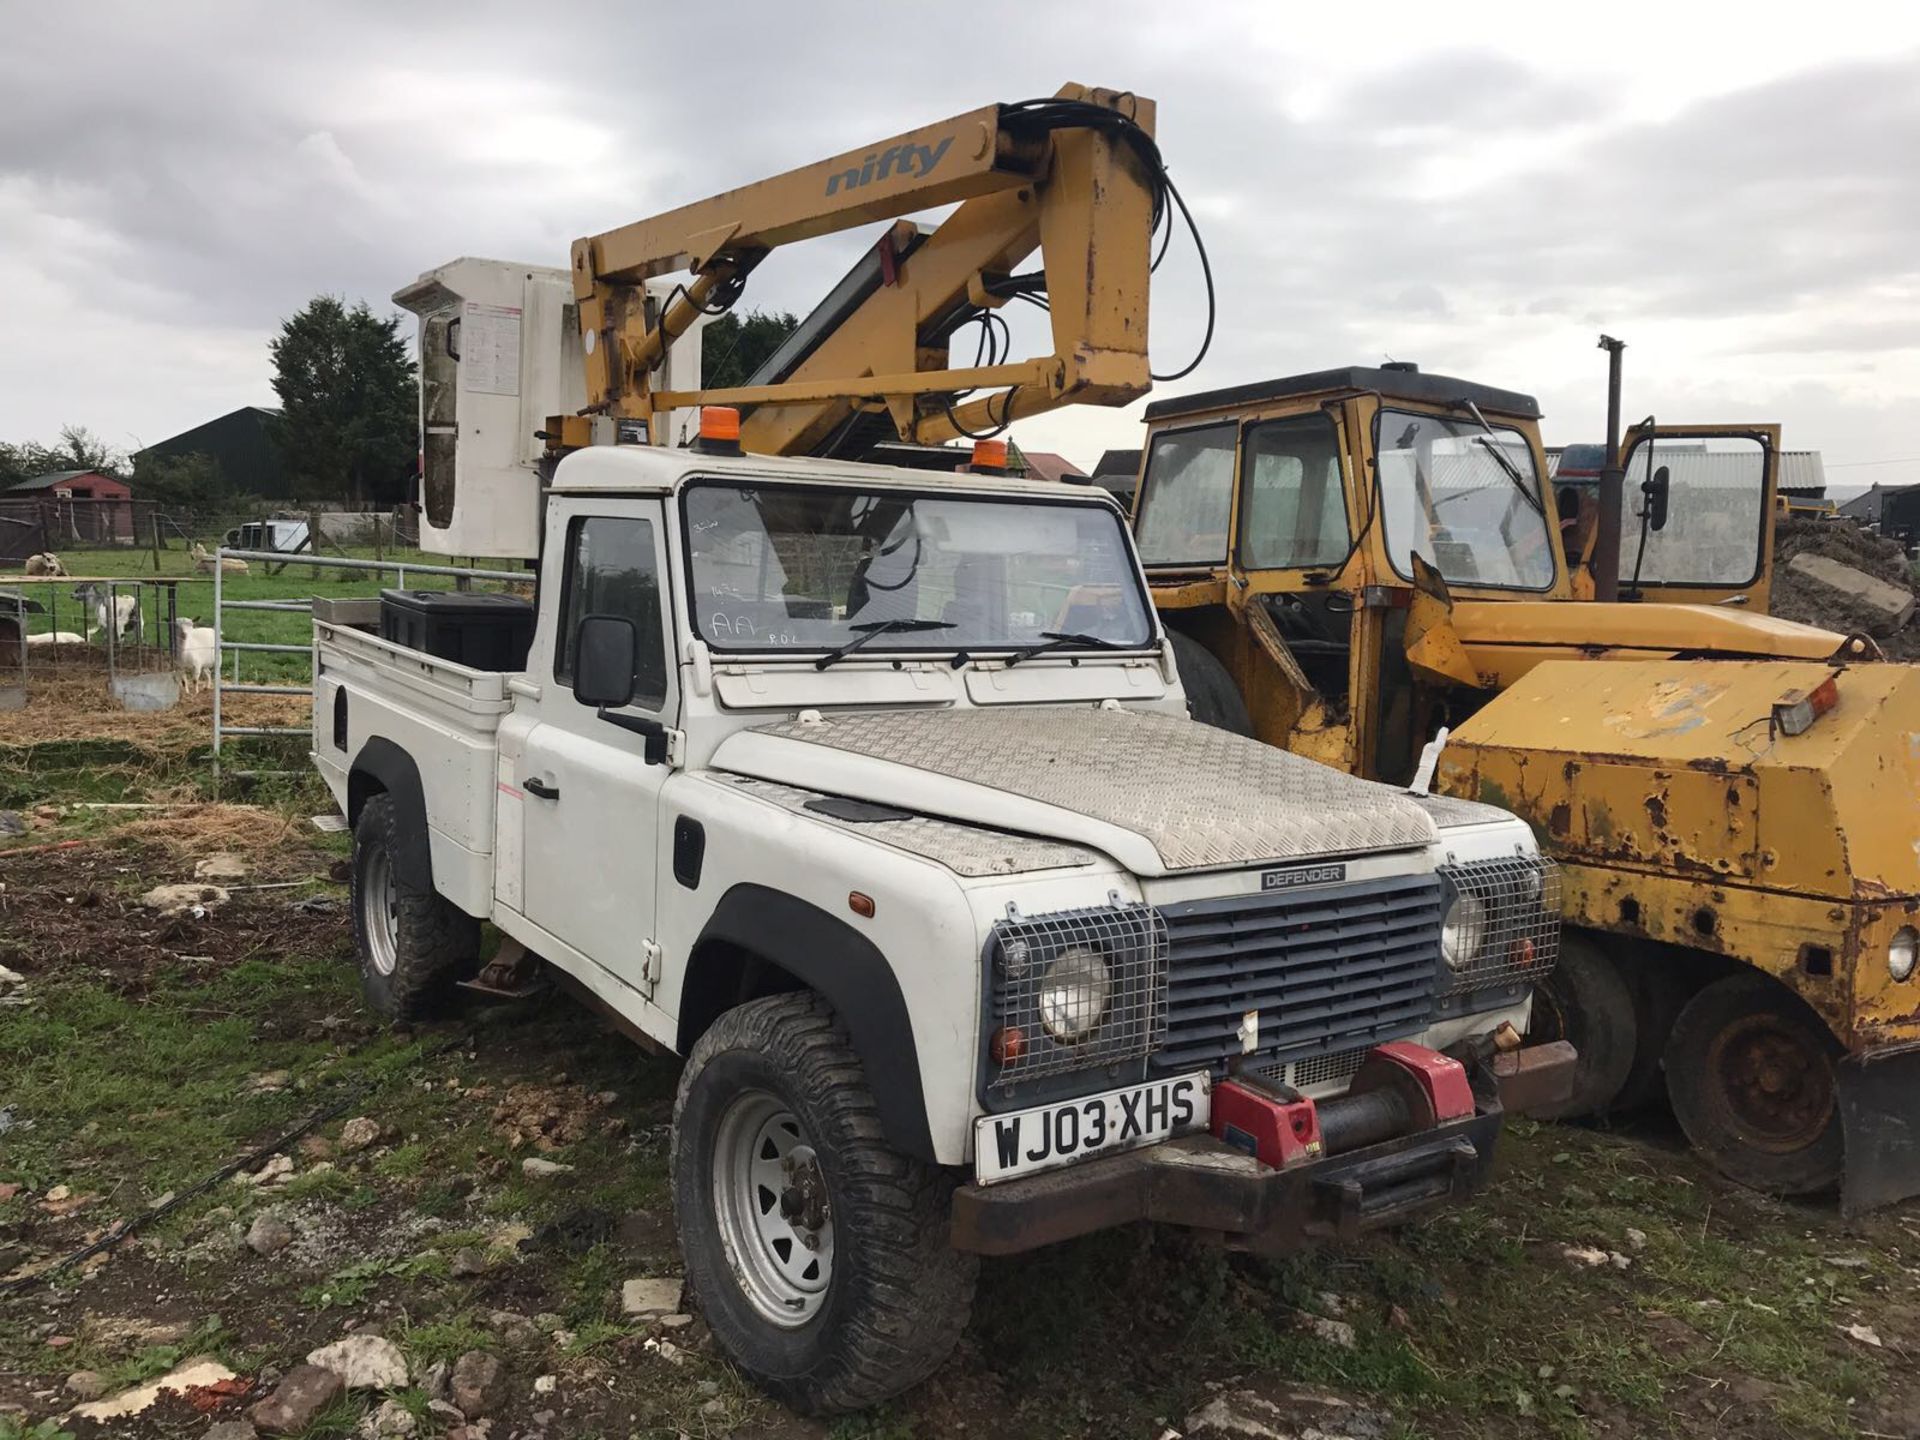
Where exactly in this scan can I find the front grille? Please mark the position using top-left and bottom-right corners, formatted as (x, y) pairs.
(986, 904), (1168, 1086)
(1152, 873), (1444, 1076)
(1437, 856), (1561, 1010)
(1257, 1046), (1370, 1092)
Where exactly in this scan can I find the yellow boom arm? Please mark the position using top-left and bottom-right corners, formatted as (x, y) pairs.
(566, 84), (1160, 454)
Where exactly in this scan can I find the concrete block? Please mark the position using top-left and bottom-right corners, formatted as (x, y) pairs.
(1787, 553), (1916, 630)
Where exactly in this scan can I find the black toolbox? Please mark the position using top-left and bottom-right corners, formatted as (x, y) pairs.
(379, 589), (534, 671)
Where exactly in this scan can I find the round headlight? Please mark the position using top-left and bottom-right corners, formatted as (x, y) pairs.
(1038, 945), (1111, 1043)
(1891, 927), (1918, 982)
(1441, 891), (1489, 971)
(998, 936), (1033, 979)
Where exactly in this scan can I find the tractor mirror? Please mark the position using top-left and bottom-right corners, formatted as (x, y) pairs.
(1644, 465), (1671, 533)
(573, 614), (637, 709)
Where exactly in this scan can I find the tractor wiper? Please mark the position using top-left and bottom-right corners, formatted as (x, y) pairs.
(813, 618), (954, 670)
(1453, 399), (1544, 516)
(1004, 630), (1128, 667)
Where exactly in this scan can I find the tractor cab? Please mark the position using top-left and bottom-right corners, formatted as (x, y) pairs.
(1132, 364), (1569, 781)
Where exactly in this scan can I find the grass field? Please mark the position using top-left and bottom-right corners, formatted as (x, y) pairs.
(3, 742), (1919, 1440)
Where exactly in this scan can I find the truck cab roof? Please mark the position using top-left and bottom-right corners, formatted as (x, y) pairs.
(549, 440), (1122, 505)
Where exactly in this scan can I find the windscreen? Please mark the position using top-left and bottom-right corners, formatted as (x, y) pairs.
(683, 482), (1155, 654)
(1133, 423), (1236, 565)
(1619, 437), (1768, 586)
(1376, 409), (1555, 590)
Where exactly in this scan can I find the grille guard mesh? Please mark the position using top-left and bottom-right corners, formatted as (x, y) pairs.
(987, 905), (1168, 1087)
(1438, 855), (1562, 1003)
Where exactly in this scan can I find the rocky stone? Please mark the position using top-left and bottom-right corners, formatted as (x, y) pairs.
(1624, 1227), (1648, 1251)
(621, 1276), (684, 1319)
(246, 1214), (294, 1256)
(520, 1157), (573, 1180)
(484, 1310), (539, 1347)
(531, 1373), (557, 1395)
(246, 1070), (291, 1093)
(204, 1422), (259, 1440)
(1294, 1314), (1357, 1349)
(140, 882), (229, 917)
(338, 1116), (382, 1152)
(427, 1399), (465, 1423)
(235, 1154), (294, 1188)
(195, 852), (250, 880)
(658, 1312), (694, 1330)
(532, 1312), (565, 1335)
(307, 1333), (409, 1390)
(1184, 1386), (1393, 1440)
(248, 1364), (345, 1435)
(64, 1369), (108, 1400)
(359, 1397), (417, 1436)
(448, 1246), (488, 1278)
(421, 1358), (451, 1401)
(1560, 1244), (1611, 1268)
(69, 1357), (238, 1422)
(451, 1350), (504, 1416)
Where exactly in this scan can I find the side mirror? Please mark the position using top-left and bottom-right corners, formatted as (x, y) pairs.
(1643, 464), (1671, 533)
(573, 614), (637, 709)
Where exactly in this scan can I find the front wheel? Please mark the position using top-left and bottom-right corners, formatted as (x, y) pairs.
(1524, 932), (1637, 1120)
(673, 993), (977, 1414)
(1664, 973), (1843, 1196)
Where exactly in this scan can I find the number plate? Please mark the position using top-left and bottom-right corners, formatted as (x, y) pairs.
(973, 1072), (1212, 1185)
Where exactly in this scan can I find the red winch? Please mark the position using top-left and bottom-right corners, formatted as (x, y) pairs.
(1211, 1041), (1477, 1169)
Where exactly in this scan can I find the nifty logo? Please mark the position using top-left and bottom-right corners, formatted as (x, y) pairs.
(825, 135), (954, 196)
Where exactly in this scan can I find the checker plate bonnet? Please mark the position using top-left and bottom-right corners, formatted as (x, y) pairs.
(743, 707), (1435, 870)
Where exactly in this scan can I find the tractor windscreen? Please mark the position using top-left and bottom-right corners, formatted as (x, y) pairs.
(682, 481), (1155, 656)
(1133, 422), (1236, 566)
(1375, 409), (1555, 591)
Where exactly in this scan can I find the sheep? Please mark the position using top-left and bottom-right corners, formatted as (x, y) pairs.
(26, 630), (88, 646)
(71, 582), (142, 644)
(24, 552), (66, 577)
(189, 542), (248, 575)
(172, 616), (217, 694)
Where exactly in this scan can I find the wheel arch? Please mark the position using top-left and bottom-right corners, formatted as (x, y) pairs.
(680, 884), (935, 1162)
(348, 736), (432, 891)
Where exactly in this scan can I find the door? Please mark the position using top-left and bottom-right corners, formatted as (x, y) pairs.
(517, 501), (678, 993)
(1612, 424), (1781, 609)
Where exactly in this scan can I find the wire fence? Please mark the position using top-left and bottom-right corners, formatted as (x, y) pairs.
(1, 497), (421, 566)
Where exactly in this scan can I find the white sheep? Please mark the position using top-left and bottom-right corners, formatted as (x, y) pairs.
(24, 552), (66, 577)
(190, 542), (248, 575)
(72, 583), (142, 644)
(26, 630), (88, 646)
(173, 616), (217, 694)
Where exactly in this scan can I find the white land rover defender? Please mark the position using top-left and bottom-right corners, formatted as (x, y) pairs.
(311, 431), (1571, 1412)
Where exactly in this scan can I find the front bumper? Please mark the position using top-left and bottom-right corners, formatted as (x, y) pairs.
(951, 1105), (1503, 1256)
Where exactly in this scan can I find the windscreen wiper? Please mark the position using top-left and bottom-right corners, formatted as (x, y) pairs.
(813, 618), (955, 670)
(1004, 630), (1129, 667)
(1453, 399), (1544, 516)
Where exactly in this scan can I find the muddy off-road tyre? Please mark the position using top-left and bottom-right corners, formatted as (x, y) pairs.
(1665, 973), (1844, 1197)
(350, 793), (478, 1022)
(1525, 931), (1637, 1120)
(1613, 959), (1694, 1113)
(1169, 629), (1254, 737)
(673, 992), (977, 1414)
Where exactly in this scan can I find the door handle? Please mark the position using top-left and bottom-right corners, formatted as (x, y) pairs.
(523, 778), (560, 800)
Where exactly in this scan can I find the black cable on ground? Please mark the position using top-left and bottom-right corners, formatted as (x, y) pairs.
(0, 1035), (469, 1298)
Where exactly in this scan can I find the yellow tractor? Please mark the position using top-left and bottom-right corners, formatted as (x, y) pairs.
(1133, 360), (1920, 1211)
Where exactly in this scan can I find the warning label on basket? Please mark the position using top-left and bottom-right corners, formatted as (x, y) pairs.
(461, 302), (522, 397)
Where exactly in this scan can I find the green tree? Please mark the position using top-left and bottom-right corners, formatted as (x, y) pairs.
(701, 309), (801, 390)
(0, 427), (125, 487)
(268, 296), (417, 501)
(130, 451), (225, 510)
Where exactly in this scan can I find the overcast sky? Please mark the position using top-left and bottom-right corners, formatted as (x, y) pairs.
(4, 2), (1917, 494)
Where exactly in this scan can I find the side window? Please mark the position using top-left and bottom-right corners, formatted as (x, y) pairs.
(1238, 413), (1349, 569)
(1133, 423), (1237, 565)
(555, 516), (669, 709)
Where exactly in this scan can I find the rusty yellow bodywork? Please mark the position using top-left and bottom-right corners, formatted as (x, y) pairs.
(1438, 658), (1920, 1053)
(1136, 365), (1920, 1066)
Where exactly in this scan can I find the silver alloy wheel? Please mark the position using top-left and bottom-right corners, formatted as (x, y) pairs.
(360, 844), (399, 977)
(711, 1089), (834, 1328)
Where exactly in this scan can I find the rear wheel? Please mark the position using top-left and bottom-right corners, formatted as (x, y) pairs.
(673, 992), (976, 1414)
(350, 793), (479, 1022)
(1169, 630), (1253, 736)
(1525, 931), (1637, 1120)
(1665, 974), (1843, 1196)
(1613, 959), (1693, 1112)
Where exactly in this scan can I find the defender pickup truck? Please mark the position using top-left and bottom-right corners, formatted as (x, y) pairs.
(310, 433), (1571, 1412)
